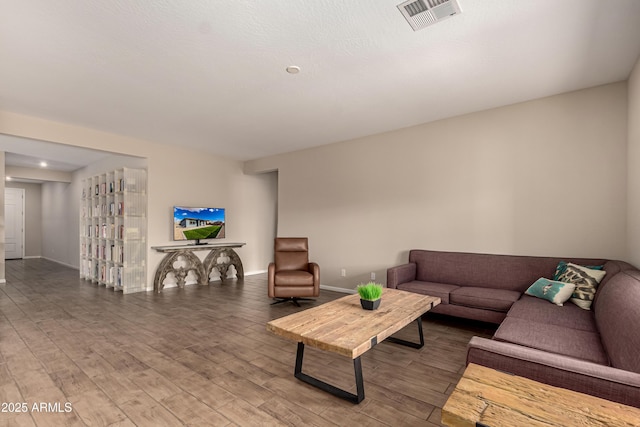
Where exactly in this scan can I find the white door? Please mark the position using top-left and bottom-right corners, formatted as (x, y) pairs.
(4, 188), (24, 259)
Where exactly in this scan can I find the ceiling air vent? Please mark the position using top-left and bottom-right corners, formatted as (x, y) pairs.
(397, 0), (462, 31)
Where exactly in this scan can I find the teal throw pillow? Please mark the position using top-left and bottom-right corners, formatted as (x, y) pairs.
(525, 278), (576, 306)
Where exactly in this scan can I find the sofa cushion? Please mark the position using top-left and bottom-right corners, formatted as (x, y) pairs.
(558, 263), (606, 310)
(449, 287), (521, 312)
(431, 303), (507, 324)
(525, 278), (575, 306)
(494, 317), (609, 365)
(507, 295), (597, 332)
(595, 270), (640, 373)
(396, 281), (458, 304)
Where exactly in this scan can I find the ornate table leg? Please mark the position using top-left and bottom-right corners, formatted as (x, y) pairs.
(153, 250), (208, 292)
(203, 248), (244, 283)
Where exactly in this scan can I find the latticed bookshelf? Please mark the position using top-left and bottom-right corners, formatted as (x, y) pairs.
(80, 167), (147, 293)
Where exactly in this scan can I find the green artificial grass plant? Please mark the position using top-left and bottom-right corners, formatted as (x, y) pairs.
(357, 282), (383, 301)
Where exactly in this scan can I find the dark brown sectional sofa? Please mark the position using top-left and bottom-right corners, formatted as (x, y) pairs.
(387, 249), (640, 408)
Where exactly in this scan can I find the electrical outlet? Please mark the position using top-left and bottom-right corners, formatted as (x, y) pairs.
(341, 268), (346, 277)
(370, 272), (376, 280)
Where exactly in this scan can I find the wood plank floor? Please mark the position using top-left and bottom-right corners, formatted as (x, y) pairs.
(0, 259), (495, 426)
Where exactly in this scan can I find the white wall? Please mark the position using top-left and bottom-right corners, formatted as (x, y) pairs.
(5, 181), (42, 257)
(628, 55), (640, 267)
(247, 82), (629, 290)
(0, 112), (277, 291)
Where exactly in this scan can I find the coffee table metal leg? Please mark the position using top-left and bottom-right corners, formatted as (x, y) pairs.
(385, 316), (424, 349)
(294, 342), (365, 404)
(291, 316), (423, 403)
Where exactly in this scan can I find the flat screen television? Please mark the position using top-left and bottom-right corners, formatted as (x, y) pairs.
(173, 206), (225, 245)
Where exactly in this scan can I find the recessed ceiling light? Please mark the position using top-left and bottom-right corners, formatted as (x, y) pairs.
(40, 161), (48, 167)
(286, 65), (301, 74)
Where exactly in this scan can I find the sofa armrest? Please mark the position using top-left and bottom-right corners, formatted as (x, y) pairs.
(387, 263), (417, 288)
(467, 336), (640, 408)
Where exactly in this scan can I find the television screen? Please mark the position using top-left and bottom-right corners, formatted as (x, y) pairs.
(173, 207), (225, 243)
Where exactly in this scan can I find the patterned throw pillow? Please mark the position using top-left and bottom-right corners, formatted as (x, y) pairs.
(557, 263), (607, 310)
(552, 261), (604, 281)
(525, 278), (576, 306)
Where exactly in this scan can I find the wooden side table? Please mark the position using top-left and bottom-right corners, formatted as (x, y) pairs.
(442, 363), (640, 427)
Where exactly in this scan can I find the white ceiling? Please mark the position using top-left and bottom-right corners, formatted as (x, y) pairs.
(1, 0), (640, 163)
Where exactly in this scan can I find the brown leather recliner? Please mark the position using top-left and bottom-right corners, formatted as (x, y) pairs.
(268, 237), (320, 306)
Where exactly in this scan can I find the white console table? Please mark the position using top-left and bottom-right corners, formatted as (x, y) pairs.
(151, 242), (246, 292)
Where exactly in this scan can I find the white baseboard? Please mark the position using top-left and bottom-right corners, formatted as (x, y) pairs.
(0, 279), (6, 284)
(23, 256), (41, 260)
(42, 257), (79, 270)
(320, 284), (357, 294)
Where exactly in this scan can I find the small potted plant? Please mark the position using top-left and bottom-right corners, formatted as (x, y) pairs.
(357, 282), (383, 310)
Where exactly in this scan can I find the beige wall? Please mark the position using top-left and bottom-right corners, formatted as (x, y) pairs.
(41, 180), (82, 267)
(1, 80), (632, 291)
(5, 181), (42, 257)
(0, 151), (4, 283)
(0, 111), (277, 290)
(142, 145), (277, 282)
(628, 55), (640, 266)
(247, 83), (629, 290)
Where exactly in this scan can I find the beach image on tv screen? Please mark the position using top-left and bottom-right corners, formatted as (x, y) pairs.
(174, 207), (225, 240)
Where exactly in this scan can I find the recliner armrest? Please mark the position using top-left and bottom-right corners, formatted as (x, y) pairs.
(308, 262), (320, 288)
(268, 262), (276, 297)
(387, 263), (416, 288)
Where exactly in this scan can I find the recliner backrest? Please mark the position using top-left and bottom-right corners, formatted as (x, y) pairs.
(274, 238), (309, 272)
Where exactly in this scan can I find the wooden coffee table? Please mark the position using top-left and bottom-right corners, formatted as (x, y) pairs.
(266, 288), (440, 403)
(442, 363), (640, 427)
